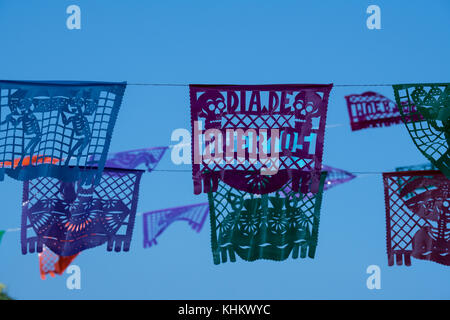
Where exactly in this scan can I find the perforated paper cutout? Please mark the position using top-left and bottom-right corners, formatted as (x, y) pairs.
(345, 91), (404, 131)
(0, 80), (126, 183)
(90, 146), (167, 171)
(383, 170), (449, 266)
(21, 167), (143, 256)
(283, 164), (355, 194)
(393, 83), (450, 178)
(190, 84), (333, 195)
(39, 245), (78, 280)
(395, 163), (437, 172)
(208, 172), (327, 264)
(321, 165), (355, 191)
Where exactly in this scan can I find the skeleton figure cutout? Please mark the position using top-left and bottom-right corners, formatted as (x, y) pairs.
(383, 170), (450, 266)
(61, 93), (94, 166)
(0, 80), (126, 183)
(1, 91), (42, 167)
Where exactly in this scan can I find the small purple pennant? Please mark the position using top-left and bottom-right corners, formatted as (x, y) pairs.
(21, 167), (144, 256)
(143, 203), (209, 248)
(393, 83), (449, 178)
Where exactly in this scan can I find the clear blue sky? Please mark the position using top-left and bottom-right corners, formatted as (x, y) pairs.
(0, 0), (449, 299)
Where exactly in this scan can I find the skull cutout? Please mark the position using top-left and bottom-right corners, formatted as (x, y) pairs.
(8, 89), (27, 113)
(221, 170), (292, 195)
(197, 90), (226, 129)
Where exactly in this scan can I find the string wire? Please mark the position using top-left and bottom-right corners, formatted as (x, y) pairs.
(127, 83), (395, 87)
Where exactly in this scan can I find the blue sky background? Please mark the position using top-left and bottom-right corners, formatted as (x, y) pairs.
(0, 0), (449, 299)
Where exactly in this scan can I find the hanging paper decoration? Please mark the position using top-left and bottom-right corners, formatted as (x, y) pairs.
(39, 245), (78, 280)
(143, 203), (209, 248)
(0, 80), (126, 183)
(393, 83), (450, 178)
(21, 167), (143, 256)
(208, 172), (327, 264)
(190, 84), (333, 195)
(92, 146), (167, 171)
(395, 163), (437, 172)
(383, 170), (449, 266)
(322, 165), (355, 190)
(0, 230), (4, 245)
(345, 91), (407, 131)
